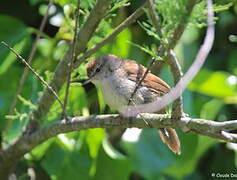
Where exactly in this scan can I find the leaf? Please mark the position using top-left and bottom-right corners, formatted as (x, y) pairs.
(41, 141), (92, 180)
(122, 129), (216, 179)
(229, 35), (237, 43)
(96, 87), (106, 113)
(128, 41), (159, 58)
(200, 99), (224, 120)
(162, 134), (216, 178)
(122, 129), (175, 179)
(111, 28), (132, 58)
(93, 139), (132, 180)
(188, 69), (237, 98)
(86, 128), (105, 158)
(17, 95), (37, 110)
(109, 0), (130, 13)
(0, 15), (30, 75)
(30, 138), (55, 160)
(85, 129), (105, 176)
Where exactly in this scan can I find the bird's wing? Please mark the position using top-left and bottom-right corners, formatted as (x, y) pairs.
(122, 60), (170, 96)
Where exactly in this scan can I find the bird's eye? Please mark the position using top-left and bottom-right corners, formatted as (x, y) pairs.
(95, 67), (101, 73)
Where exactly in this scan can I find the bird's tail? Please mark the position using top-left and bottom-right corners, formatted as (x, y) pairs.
(158, 128), (181, 155)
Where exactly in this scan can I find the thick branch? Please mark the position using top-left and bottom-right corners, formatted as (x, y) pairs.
(29, 0), (111, 126)
(123, 0), (214, 115)
(1, 114), (237, 170)
(166, 50), (183, 118)
(146, 0), (192, 118)
(0, 0), (111, 178)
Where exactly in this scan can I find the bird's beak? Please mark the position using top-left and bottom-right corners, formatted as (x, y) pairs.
(82, 78), (92, 86)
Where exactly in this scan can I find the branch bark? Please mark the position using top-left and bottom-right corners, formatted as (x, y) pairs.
(74, 2), (147, 68)
(123, 0), (214, 116)
(0, 0), (112, 178)
(28, 0), (111, 130)
(1, 114), (237, 174)
(0, 0), (217, 179)
(146, 0), (195, 118)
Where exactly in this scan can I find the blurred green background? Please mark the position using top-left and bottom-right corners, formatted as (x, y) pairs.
(0, 0), (237, 179)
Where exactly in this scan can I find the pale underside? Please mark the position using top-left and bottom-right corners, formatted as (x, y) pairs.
(93, 67), (161, 113)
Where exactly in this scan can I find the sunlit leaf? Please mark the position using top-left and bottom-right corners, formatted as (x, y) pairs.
(111, 28), (131, 58)
(0, 15), (30, 75)
(93, 139), (132, 180)
(200, 99), (224, 120)
(189, 69), (237, 98)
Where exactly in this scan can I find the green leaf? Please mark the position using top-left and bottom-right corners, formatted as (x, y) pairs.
(0, 15), (30, 75)
(93, 139), (132, 180)
(122, 129), (216, 179)
(86, 128), (105, 158)
(162, 133), (216, 178)
(188, 69), (237, 98)
(122, 129), (175, 179)
(17, 95), (37, 110)
(111, 28), (132, 58)
(96, 86), (106, 113)
(85, 129), (105, 176)
(30, 138), (55, 160)
(41, 141), (92, 180)
(109, 0), (130, 13)
(128, 41), (159, 58)
(200, 99), (224, 120)
(58, 85), (89, 116)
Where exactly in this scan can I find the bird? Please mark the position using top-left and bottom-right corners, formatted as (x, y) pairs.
(85, 54), (181, 154)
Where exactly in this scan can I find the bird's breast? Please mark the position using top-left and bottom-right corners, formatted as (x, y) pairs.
(97, 74), (157, 113)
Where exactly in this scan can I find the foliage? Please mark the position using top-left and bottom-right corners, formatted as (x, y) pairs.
(0, 0), (237, 179)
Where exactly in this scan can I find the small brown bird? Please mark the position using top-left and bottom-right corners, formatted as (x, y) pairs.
(85, 54), (181, 154)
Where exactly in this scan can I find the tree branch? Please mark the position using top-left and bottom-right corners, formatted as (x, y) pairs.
(123, 0), (214, 116)
(62, 0), (80, 119)
(8, 0), (53, 116)
(169, 0), (197, 49)
(1, 114), (237, 170)
(28, 0), (111, 129)
(0, 41), (64, 109)
(146, 0), (194, 118)
(0, 0), (111, 177)
(74, 2), (147, 68)
(166, 50), (183, 118)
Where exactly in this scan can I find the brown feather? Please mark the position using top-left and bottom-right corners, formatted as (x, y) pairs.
(121, 60), (170, 95)
(159, 128), (181, 155)
(121, 59), (181, 155)
(87, 55), (181, 155)
(86, 58), (96, 77)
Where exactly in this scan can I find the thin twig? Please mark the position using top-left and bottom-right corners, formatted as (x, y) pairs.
(169, 0), (197, 49)
(147, 0), (162, 35)
(1, 41), (64, 109)
(26, 0), (111, 128)
(62, 0), (80, 119)
(127, 0), (197, 118)
(128, 0), (180, 118)
(123, 0), (215, 115)
(9, 0), (54, 115)
(4, 0), (53, 134)
(73, 2), (147, 68)
(128, 57), (156, 105)
(147, 0), (196, 118)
